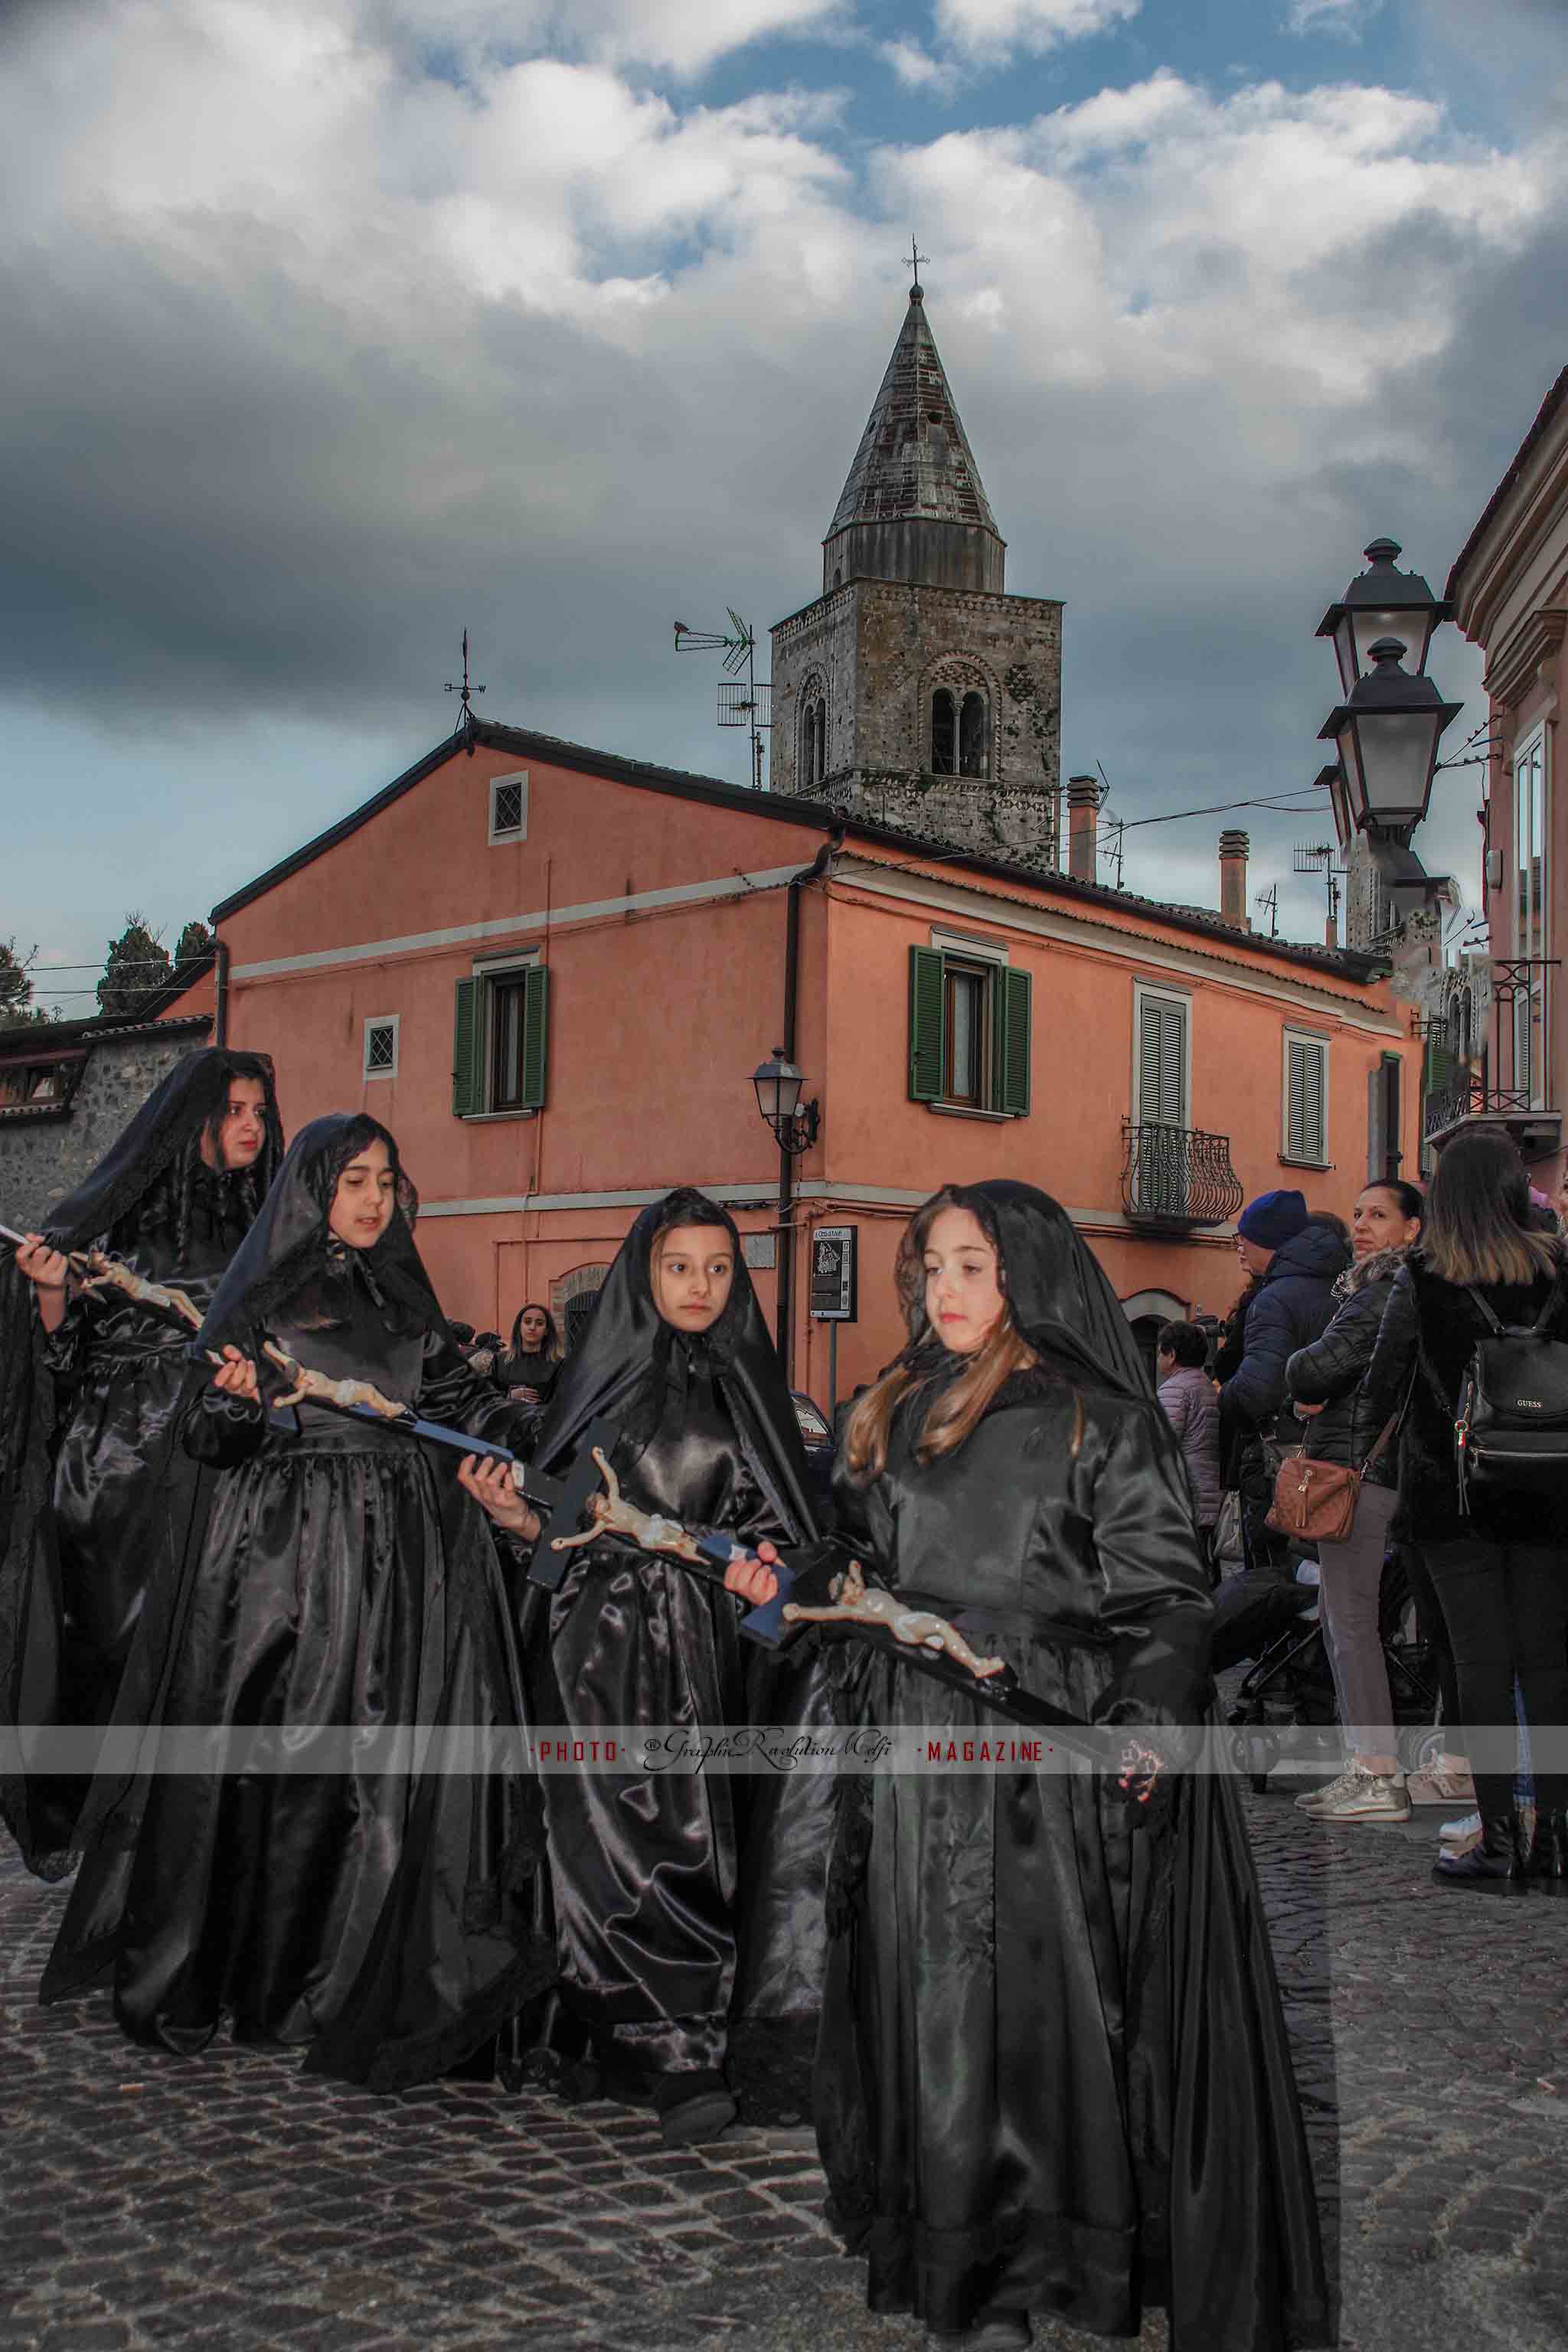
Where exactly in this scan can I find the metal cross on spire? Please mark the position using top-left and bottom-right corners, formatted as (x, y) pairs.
(906, 237), (929, 293)
(444, 628), (486, 740)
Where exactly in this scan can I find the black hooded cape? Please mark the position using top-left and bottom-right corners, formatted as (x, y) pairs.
(815, 1181), (1329, 2350)
(40, 1115), (555, 2090)
(514, 1187), (829, 2082)
(1, 1047), (283, 1874)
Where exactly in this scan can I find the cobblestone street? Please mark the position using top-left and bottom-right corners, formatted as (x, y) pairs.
(5, 1791), (1568, 2352)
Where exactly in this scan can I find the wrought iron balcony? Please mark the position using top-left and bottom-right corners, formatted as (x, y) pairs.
(1423, 956), (1560, 1162)
(1120, 1122), (1245, 1230)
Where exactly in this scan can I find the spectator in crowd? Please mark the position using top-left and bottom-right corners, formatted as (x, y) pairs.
(498, 1302), (566, 1405)
(1357, 1130), (1568, 1888)
(1156, 1320), (1221, 1561)
(1218, 1190), (1348, 1572)
(1287, 1181), (1426, 1824)
(1553, 1159), (1568, 1234)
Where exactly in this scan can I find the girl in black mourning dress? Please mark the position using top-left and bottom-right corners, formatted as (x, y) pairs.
(2, 1050), (282, 1873)
(809, 1182), (1328, 2352)
(465, 1187), (818, 2147)
(40, 1114), (554, 2089)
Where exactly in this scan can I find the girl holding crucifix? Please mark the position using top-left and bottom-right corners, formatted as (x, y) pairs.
(2, 1049), (282, 1873)
(41, 1113), (554, 2090)
(463, 1187), (820, 2148)
(805, 1181), (1328, 2352)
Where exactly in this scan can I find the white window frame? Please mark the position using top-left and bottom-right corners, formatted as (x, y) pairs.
(1132, 980), (1191, 1129)
(467, 947), (541, 1118)
(488, 770), (529, 844)
(1281, 1027), (1331, 1167)
(362, 1014), (400, 1080)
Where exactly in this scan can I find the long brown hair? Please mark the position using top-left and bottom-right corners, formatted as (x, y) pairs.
(843, 1187), (1046, 1481)
(1422, 1129), (1560, 1289)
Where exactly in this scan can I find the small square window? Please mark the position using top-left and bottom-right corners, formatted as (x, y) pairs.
(489, 773), (528, 841)
(364, 1016), (399, 1079)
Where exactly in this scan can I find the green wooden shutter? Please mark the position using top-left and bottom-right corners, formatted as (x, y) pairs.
(1138, 998), (1184, 1126)
(452, 977), (483, 1116)
(1287, 1038), (1326, 1161)
(996, 968), (1032, 1115)
(520, 965), (550, 1111)
(908, 946), (945, 1102)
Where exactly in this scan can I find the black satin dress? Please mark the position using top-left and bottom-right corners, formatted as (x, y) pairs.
(817, 1367), (1329, 2352)
(520, 1349), (786, 2077)
(41, 1257), (554, 2089)
(46, 1163), (250, 1727)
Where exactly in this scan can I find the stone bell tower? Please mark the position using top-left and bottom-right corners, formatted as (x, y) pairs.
(769, 268), (1063, 869)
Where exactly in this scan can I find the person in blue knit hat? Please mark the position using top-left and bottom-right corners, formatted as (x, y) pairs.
(1217, 1189), (1348, 1581)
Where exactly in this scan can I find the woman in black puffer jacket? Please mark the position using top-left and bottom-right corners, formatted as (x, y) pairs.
(1286, 1183), (1425, 1825)
(1357, 1132), (1568, 1888)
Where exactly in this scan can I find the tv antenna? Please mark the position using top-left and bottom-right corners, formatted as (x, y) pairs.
(1294, 841), (1344, 942)
(673, 609), (770, 792)
(1255, 883), (1279, 939)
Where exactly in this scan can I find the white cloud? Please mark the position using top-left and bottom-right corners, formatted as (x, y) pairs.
(1285, 0), (1374, 37)
(367, 0), (848, 76)
(881, 37), (964, 95)
(933, 0), (1141, 63)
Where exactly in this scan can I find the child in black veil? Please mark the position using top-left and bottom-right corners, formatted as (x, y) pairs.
(40, 1114), (554, 2089)
(3, 1048), (282, 1871)
(464, 1186), (818, 2146)
(801, 1181), (1328, 2352)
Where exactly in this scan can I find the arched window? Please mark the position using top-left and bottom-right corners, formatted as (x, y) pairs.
(959, 691), (989, 778)
(800, 688), (827, 792)
(930, 688), (957, 775)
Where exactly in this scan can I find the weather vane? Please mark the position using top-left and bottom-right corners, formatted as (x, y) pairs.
(445, 628), (486, 753)
(672, 609), (771, 792)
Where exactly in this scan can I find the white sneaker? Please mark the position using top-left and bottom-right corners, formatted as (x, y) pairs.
(1298, 1765), (1410, 1823)
(1436, 1809), (1482, 1857)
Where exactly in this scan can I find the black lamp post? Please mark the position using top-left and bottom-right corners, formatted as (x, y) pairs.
(1316, 536), (1449, 695)
(751, 1047), (820, 1156)
(1318, 638), (1463, 844)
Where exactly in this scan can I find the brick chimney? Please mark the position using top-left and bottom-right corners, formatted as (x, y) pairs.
(1067, 776), (1099, 885)
(1219, 829), (1250, 928)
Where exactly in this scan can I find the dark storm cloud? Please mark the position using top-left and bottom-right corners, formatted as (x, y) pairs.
(1, 5), (1563, 952)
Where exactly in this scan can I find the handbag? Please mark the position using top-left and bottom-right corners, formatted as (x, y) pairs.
(1455, 1282), (1568, 1512)
(1266, 1404), (1403, 1544)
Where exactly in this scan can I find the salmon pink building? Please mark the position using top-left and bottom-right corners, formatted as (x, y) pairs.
(177, 717), (1416, 1403)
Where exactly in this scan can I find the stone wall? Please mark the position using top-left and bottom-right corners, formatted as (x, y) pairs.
(769, 577), (1062, 865)
(0, 1024), (211, 1229)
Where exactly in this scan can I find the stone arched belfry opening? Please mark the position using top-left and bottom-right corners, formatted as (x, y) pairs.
(770, 271), (1063, 870)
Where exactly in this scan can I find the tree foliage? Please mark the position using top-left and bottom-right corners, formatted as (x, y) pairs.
(0, 938), (54, 1030)
(175, 920), (212, 970)
(97, 915), (174, 1019)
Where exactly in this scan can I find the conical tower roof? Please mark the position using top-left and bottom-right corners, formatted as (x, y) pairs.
(823, 280), (1005, 596)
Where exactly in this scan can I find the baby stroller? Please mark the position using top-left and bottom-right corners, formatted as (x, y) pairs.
(1225, 1544), (1440, 1794)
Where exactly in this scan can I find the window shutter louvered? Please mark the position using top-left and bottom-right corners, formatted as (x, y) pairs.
(1138, 1000), (1184, 1126)
(998, 968), (1032, 1115)
(520, 965), (550, 1111)
(452, 978), (483, 1116)
(1288, 1038), (1326, 1162)
(909, 946), (946, 1102)
(1367, 1063), (1385, 1184)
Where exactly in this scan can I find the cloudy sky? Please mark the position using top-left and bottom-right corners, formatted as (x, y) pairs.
(4, 0), (1566, 1011)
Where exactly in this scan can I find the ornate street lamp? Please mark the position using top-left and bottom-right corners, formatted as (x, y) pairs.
(751, 1047), (819, 1155)
(1316, 536), (1449, 695)
(1318, 638), (1463, 842)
